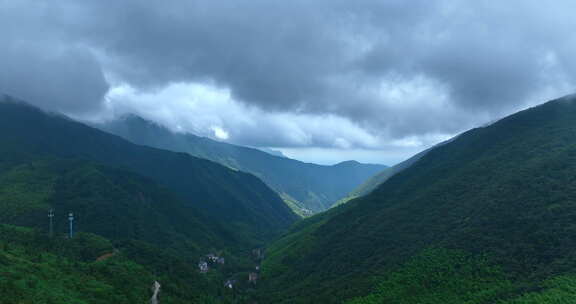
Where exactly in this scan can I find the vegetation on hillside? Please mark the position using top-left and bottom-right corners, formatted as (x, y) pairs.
(346, 248), (576, 304)
(339, 146), (434, 205)
(8, 94), (576, 303)
(0, 156), (216, 252)
(0, 97), (297, 248)
(0, 97), (295, 303)
(98, 115), (387, 214)
(0, 224), (243, 303)
(258, 95), (576, 303)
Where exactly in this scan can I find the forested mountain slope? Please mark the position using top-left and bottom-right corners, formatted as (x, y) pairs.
(336, 149), (430, 206)
(0, 223), (241, 303)
(258, 95), (576, 303)
(0, 96), (297, 247)
(0, 149), (245, 302)
(0, 95), (302, 302)
(98, 115), (387, 215)
(0, 156), (218, 251)
(341, 138), (457, 204)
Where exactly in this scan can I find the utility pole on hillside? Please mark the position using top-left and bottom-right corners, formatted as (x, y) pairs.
(68, 212), (74, 238)
(48, 209), (54, 238)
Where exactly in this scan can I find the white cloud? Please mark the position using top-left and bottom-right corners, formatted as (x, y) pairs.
(95, 82), (423, 164)
(212, 126), (230, 140)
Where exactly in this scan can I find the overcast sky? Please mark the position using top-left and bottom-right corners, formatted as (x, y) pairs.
(1, 1), (575, 165)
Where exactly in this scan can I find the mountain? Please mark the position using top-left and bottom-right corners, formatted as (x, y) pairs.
(96, 115), (387, 215)
(334, 149), (430, 206)
(258, 94), (576, 303)
(0, 139), (231, 302)
(257, 147), (288, 158)
(0, 95), (302, 301)
(0, 220), (244, 303)
(0, 188), (225, 304)
(0, 156), (218, 250)
(339, 138), (456, 204)
(0, 96), (297, 247)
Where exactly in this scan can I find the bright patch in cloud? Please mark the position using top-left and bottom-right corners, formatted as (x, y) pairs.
(212, 126), (229, 140)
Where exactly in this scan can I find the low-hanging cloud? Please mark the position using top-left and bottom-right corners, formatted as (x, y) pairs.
(1, 0), (575, 158)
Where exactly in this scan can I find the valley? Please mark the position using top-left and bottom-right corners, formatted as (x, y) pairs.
(4, 94), (576, 303)
(96, 115), (387, 216)
(2, 2), (574, 303)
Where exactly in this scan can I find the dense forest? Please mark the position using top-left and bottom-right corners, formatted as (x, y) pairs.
(0, 98), (297, 247)
(0, 224), (252, 303)
(6, 94), (576, 303)
(0, 96), (295, 303)
(258, 95), (576, 303)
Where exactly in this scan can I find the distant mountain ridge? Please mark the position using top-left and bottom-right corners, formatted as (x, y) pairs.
(97, 115), (388, 215)
(257, 147), (288, 158)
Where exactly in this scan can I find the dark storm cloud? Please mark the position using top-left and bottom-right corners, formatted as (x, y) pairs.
(358, 3), (567, 113)
(68, 0), (576, 133)
(0, 44), (109, 114)
(60, 0), (351, 110)
(1, 0), (575, 146)
(62, 0), (438, 113)
(0, 1), (109, 114)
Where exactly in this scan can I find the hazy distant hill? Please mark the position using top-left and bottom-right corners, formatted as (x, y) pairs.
(259, 95), (576, 303)
(97, 115), (387, 215)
